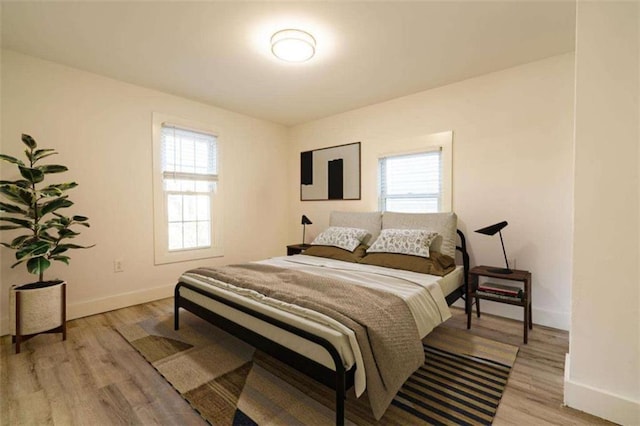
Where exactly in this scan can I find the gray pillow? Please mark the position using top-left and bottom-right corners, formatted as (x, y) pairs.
(329, 211), (382, 245)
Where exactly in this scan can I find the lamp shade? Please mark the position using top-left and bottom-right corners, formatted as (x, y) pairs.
(301, 215), (312, 225)
(475, 221), (508, 236)
(475, 220), (512, 274)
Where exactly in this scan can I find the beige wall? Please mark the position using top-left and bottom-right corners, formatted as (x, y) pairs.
(4, 12), (638, 423)
(566, 2), (640, 424)
(0, 50), (290, 334)
(288, 53), (575, 330)
(2, 12), (638, 421)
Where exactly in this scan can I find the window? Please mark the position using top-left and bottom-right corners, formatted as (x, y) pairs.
(153, 114), (223, 264)
(378, 132), (453, 213)
(379, 150), (442, 213)
(162, 126), (217, 250)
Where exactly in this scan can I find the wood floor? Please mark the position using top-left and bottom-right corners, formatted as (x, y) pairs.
(1, 298), (614, 426)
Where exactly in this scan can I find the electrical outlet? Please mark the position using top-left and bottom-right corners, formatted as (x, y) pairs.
(114, 259), (124, 273)
(508, 258), (517, 270)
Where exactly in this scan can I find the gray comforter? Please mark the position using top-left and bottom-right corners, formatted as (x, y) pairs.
(186, 263), (424, 420)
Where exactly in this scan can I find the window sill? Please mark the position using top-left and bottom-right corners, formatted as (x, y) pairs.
(154, 246), (224, 265)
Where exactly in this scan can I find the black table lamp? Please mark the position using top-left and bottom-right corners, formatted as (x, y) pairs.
(475, 221), (513, 274)
(301, 215), (312, 245)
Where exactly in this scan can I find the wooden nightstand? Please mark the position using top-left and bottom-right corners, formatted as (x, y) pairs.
(467, 265), (533, 343)
(286, 244), (311, 256)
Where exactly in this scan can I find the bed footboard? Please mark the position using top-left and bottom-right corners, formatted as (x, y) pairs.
(174, 282), (353, 426)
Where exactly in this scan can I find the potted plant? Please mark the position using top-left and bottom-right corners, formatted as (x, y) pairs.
(0, 134), (93, 353)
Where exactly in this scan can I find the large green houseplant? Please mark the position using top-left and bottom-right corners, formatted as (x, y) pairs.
(1, 134), (93, 352)
(0, 134), (93, 282)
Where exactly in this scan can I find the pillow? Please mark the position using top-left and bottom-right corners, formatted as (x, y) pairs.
(366, 228), (438, 258)
(311, 226), (369, 252)
(382, 212), (458, 258)
(329, 211), (382, 245)
(359, 251), (456, 276)
(303, 244), (368, 263)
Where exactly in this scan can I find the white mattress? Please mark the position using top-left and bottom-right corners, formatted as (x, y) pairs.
(179, 255), (462, 397)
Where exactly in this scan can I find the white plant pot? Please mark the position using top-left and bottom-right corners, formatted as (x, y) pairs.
(9, 280), (66, 352)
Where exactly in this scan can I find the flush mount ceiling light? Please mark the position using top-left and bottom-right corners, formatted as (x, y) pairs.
(271, 29), (316, 62)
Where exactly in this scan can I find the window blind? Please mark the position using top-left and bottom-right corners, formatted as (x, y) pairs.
(161, 124), (217, 192)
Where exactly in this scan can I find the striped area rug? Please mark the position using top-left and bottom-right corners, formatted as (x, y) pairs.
(118, 312), (518, 425)
(393, 344), (512, 425)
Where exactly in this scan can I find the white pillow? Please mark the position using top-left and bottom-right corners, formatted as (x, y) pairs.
(311, 226), (369, 252)
(367, 228), (439, 258)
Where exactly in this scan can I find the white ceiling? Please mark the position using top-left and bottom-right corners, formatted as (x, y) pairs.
(1, 1), (576, 126)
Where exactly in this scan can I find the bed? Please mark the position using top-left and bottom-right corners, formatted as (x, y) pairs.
(174, 211), (469, 425)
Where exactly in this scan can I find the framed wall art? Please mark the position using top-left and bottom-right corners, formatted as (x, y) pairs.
(300, 142), (361, 201)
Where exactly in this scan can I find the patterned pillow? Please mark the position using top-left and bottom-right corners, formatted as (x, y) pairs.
(366, 228), (439, 258)
(311, 227), (369, 252)
(382, 212), (457, 257)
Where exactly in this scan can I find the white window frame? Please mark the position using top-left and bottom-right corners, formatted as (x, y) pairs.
(152, 113), (223, 264)
(378, 131), (453, 213)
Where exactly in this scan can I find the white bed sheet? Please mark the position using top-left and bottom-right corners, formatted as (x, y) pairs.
(179, 255), (462, 397)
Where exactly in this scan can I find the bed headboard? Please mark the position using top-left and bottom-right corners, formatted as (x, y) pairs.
(329, 211), (382, 245)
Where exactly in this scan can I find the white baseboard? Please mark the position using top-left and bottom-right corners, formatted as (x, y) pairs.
(2, 288), (570, 335)
(0, 284), (175, 336)
(452, 299), (569, 330)
(564, 353), (640, 425)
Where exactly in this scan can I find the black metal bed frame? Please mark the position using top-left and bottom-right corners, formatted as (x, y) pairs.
(174, 230), (469, 426)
